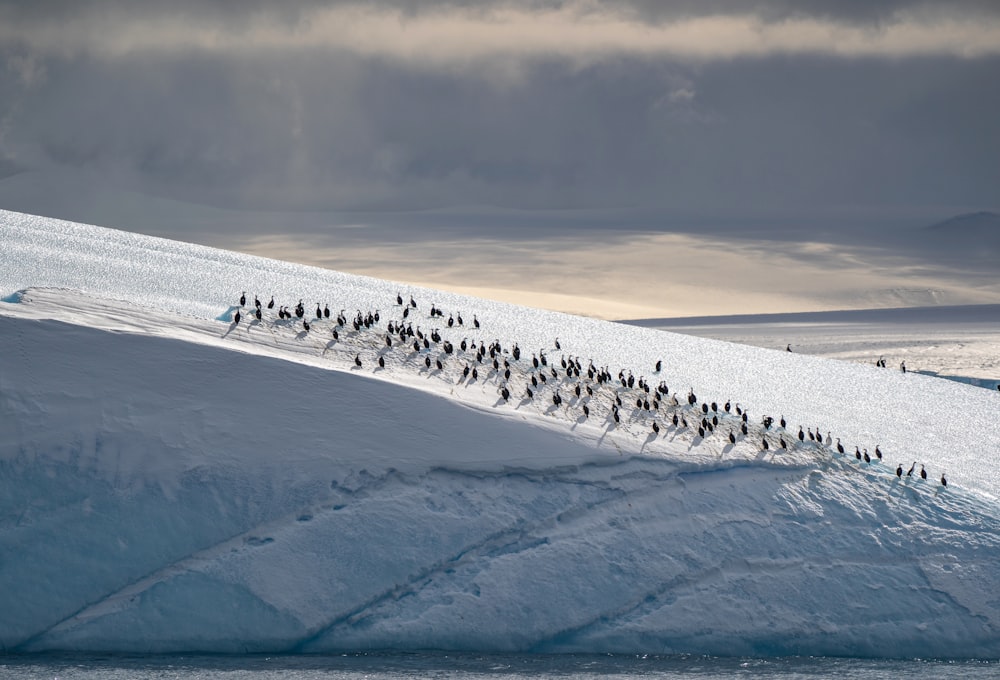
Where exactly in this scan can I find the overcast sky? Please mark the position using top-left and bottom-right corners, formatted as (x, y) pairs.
(3, 2), (999, 317)
(0, 0), (997, 225)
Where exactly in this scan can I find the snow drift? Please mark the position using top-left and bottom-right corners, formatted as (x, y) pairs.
(2, 209), (1000, 659)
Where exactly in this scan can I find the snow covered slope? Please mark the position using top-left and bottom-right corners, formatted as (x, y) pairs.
(2, 210), (1000, 658)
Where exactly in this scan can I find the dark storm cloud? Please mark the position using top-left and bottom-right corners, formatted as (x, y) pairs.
(0, 0), (997, 226)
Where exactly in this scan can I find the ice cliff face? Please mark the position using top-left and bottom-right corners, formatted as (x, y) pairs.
(2, 311), (999, 659)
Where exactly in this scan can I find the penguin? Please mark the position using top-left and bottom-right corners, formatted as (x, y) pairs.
(425, 356), (431, 368)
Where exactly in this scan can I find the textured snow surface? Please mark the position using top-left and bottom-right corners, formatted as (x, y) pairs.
(2, 209), (1000, 658)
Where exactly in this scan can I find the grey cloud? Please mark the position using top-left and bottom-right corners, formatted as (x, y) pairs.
(4, 47), (996, 217)
(0, 0), (996, 240)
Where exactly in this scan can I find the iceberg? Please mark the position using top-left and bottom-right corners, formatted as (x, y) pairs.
(1, 209), (999, 658)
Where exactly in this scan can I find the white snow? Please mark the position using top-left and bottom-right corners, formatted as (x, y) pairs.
(2, 208), (1000, 659)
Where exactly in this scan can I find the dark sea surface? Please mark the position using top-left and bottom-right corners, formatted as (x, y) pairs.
(2, 653), (997, 679)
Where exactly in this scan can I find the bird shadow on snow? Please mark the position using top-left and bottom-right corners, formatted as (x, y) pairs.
(639, 431), (657, 453)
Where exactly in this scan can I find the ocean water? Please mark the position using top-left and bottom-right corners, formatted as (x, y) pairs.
(1, 653), (996, 679)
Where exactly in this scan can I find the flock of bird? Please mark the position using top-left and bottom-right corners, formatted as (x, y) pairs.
(230, 290), (949, 489)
